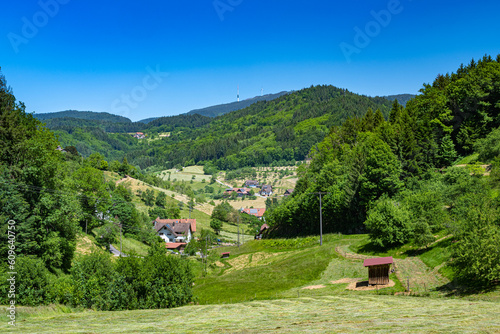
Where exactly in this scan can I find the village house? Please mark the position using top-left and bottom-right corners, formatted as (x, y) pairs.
(244, 180), (260, 188)
(260, 185), (273, 196)
(241, 207), (266, 219)
(224, 188), (252, 197)
(153, 218), (197, 251)
(284, 189), (294, 196)
(133, 132), (146, 139)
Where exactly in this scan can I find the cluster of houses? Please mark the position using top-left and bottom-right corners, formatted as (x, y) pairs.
(223, 180), (275, 197)
(132, 132), (146, 139)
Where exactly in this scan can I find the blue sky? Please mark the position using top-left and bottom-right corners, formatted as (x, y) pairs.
(1, 0), (499, 121)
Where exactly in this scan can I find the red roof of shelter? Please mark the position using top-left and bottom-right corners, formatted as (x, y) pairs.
(363, 256), (393, 267)
(165, 243), (186, 249)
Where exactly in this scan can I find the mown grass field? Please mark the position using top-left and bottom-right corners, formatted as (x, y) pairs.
(2, 294), (499, 333)
(2, 233), (500, 333)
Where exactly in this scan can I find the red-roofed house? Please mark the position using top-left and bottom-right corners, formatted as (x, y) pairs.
(165, 243), (186, 252)
(363, 256), (393, 285)
(241, 208), (266, 219)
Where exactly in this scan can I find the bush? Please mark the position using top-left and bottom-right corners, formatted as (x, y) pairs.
(364, 196), (413, 248)
(0, 256), (51, 306)
(452, 223), (500, 284)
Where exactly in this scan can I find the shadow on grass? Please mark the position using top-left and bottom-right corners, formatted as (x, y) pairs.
(355, 240), (399, 256)
(403, 238), (454, 257)
(436, 279), (499, 297)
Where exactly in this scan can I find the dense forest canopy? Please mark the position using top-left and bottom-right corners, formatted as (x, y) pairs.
(34, 110), (132, 123)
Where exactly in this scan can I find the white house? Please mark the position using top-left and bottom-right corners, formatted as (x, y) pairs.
(153, 218), (196, 244)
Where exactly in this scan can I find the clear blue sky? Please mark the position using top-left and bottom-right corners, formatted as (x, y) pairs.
(1, 0), (499, 121)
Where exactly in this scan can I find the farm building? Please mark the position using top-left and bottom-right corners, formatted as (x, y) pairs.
(260, 185), (273, 196)
(224, 188), (252, 197)
(241, 207), (266, 219)
(153, 218), (197, 244)
(255, 223), (269, 239)
(363, 256), (393, 285)
(245, 180), (260, 188)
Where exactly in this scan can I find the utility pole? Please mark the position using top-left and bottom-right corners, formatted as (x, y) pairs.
(237, 215), (240, 249)
(308, 192), (329, 246)
(120, 222), (122, 257)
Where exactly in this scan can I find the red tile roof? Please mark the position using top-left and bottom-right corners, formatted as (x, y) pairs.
(241, 208), (266, 218)
(165, 243), (186, 249)
(363, 256), (393, 267)
(260, 223), (269, 232)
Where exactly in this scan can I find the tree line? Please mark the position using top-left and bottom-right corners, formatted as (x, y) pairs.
(266, 55), (500, 286)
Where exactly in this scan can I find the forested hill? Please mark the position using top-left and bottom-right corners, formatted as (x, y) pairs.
(131, 85), (393, 170)
(45, 85), (394, 170)
(34, 110), (132, 123)
(185, 91), (289, 117)
(383, 94), (416, 106)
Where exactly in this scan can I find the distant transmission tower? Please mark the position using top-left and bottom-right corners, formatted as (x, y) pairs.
(237, 85), (240, 102)
(261, 87), (264, 96)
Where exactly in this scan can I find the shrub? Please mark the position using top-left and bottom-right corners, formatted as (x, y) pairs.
(364, 196), (413, 248)
(0, 256), (51, 306)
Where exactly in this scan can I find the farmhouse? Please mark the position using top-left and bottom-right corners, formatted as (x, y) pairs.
(260, 185), (273, 196)
(241, 207), (266, 219)
(245, 180), (260, 188)
(133, 132), (145, 139)
(224, 188), (252, 197)
(363, 256), (393, 285)
(153, 218), (197, 249)
(284, 189), (294, 196)
(255, 223), (269, 239)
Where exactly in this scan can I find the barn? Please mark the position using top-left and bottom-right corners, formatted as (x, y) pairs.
(363, 256), (393, 285)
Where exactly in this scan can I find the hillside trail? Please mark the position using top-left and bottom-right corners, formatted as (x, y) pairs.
(335, 244), (449, 293)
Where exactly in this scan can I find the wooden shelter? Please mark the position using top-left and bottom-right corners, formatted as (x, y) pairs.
(363, 256), (393, 285)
